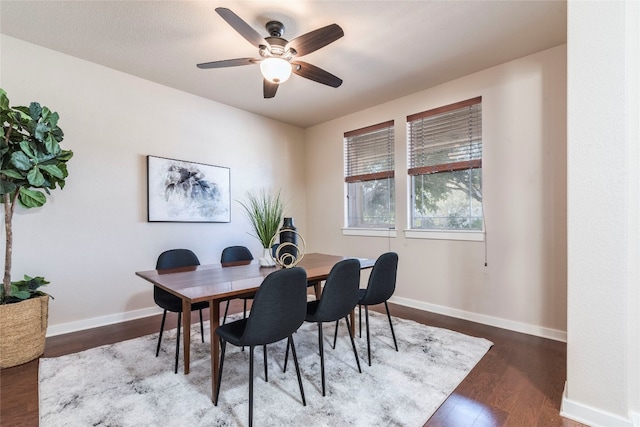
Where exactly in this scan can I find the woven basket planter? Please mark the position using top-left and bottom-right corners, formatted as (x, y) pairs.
(0, 295), (49, 368)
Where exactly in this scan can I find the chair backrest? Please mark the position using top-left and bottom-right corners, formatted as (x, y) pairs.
(313, 258), (361, 322)
(241, 267), (308, 346)
(156, 249), (200, 269)
(221, 246), (254, 267)
(361, 252), (398, 305)
(154, 249), (201, 309)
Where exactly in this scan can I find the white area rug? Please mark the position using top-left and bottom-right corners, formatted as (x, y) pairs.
(40, 311), (492, 426)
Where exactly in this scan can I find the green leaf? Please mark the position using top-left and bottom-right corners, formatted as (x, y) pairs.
(19, 140), (36, 159)
(27, 167), (45, 186)
(49, 111), (59, 128)
(0, 89), (9, 111)
(18, 187), (46, 208)
(0, 180), (17, 195)
(44, 133), (59, 154)
(29, 102), (42, 121)
(0, 169), (23, 179)
(39, 164), (64, 179)
(57, 150), (73, 162)
(51, 127), (64, 141)
(7, 275), (50, 301)
(9, 285), (30, 300)
(13, 105), (30, 116)
(35, 122), (49, 142)
(10, 151), (32, 170)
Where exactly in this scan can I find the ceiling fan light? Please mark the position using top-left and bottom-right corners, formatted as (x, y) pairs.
(260, 57), (292, 84)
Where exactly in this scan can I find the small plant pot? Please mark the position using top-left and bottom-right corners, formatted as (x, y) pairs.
(0, 295), (49, 368)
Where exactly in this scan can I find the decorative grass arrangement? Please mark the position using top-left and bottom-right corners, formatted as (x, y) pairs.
(238, 188), (283, 249)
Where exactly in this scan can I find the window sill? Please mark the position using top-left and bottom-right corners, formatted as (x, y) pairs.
(342, 228), (397, 238)
(404, 229), (484, 241)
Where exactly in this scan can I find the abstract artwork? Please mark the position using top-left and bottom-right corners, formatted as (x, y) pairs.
(147, 155), (230, 222)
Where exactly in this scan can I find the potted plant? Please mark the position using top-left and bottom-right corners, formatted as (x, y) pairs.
(0, 88), (73, 368)
(238, 188), (283, 267)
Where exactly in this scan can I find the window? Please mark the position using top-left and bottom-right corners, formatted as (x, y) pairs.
(344, 121), (395, 228)
(408, 97), (482, 231)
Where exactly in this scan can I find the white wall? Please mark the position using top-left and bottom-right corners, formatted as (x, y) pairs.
(304, 46), (568, 341)
(563, 1), (640, 426)
(0, 35), (307, 332)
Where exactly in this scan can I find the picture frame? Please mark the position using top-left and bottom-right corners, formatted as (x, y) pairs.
(147, 155), (231, 223)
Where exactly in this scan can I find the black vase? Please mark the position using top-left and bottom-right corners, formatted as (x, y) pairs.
(279, 217), (297, 260)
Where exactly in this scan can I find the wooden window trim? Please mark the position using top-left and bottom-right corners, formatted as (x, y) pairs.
(344, 120), (394, 138)
(407, 96), (482, 122)
(345, 170), (395, 183)
(408, 159), (482, 176)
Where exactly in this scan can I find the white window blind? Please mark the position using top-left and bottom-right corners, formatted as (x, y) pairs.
(407, 97), (483, 231)
(408, 97), (482, 175)
(345, 120), (394, 183)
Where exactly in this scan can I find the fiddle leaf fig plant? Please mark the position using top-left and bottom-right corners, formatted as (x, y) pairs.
(0, 88), (73, 303)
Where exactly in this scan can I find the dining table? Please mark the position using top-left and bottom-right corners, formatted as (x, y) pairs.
(135, 252), (375, 403)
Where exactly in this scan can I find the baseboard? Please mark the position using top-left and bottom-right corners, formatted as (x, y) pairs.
(631, 411), (640, 427)
(389, 296), (567, 342)
(46, 306), (163, 337)
(48, 296), (567, 342)
(560, 382), (634, 427)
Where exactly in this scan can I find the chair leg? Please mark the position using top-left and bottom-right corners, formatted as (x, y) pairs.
(384, 301), (398, 351)
(344, 316), (362, 373)
(365, 305), (372, 366)
(175, 311), (181, 374)
(199, 309), (204, 343)
(242, 300), (248, 352)
(222, 300), (230, 325)
(318, 322), (326, 396)
(283, 338), (290, 373)
(214, 338), (226, 406)
(288, 336), (306, 406)
(249, 346), (254, 427)
(263, 345), (268, 382)
(358, 304), (362, 338)
(332, 321), (339, 349)
(155, 310), (167, 357)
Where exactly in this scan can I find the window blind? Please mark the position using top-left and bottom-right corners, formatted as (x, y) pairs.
(407, 97), (482, 176)
(344, 120), (394, 183)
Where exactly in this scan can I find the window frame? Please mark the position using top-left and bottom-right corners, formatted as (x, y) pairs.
(406, 97), (484, 236)
(343, 120), (395, 231)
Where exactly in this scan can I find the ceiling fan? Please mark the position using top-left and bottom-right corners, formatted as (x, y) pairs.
(197, 7), (344, 99)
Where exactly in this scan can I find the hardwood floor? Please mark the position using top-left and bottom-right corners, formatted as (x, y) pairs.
(0, 301), (586, 426)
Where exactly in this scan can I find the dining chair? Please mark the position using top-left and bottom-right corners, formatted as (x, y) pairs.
(220, 245), (254, 324)
(154, 249), (208, 374)
(215, 267), (308, 427)
(334, 252), (399, 366)
(285, 258), (362, 396)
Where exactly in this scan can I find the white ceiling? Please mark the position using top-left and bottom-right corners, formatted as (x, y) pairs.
(0, 1), (566, 128)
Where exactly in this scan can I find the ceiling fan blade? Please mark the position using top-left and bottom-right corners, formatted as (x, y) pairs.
(286, 24), (344, 57)
(291, 61), (343, 88)
(215, 7), (269, 48)
(197, 58), (259, 69)
(263, 79), (279, 98)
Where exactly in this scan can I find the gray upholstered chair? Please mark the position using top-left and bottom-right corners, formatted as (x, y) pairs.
(215, 267), (308, 427)
(345, 252), (399, 366)
(220, 245), (254, 324)
(286, 258), (362, 396)
(154, 249), (208, 373)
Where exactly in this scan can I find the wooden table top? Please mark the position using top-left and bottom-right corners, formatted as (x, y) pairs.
(135, 253), (375, 303)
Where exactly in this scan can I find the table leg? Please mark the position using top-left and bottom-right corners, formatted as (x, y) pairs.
(350, 309), (355, 336)
(210, 299), (220, 404)
(311, 280), (322, 299)
(182, 299), (191, 374)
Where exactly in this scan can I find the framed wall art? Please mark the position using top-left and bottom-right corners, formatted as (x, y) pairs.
(147, 155), (231, 223)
